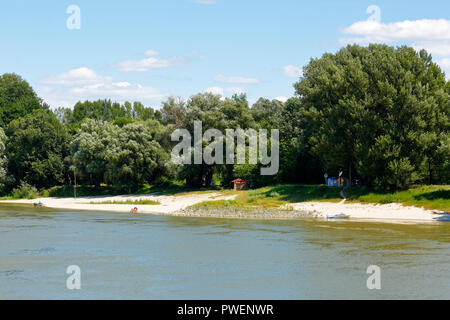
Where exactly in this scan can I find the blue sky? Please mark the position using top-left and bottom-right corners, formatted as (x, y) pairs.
(0, 0), (449, 109)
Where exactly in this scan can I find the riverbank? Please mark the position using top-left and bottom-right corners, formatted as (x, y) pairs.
(0, 193), (237, 215)
(190, 199), (443, 222)
(0, 191), (447, 223)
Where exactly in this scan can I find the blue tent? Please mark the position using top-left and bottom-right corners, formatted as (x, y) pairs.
(327, 177), (338, 186)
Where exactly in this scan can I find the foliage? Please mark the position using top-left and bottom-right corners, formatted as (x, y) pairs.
(165, 93), (257, 187)
(6, 109), (68, 189)
(0, 73), (48, 127)
(71, 119), (170, 188)
(294, 44), (449, 189)
(56, 99), (161, 131)
(0, 127), (8, 191)
(11, 182), (38, 199)
(0, 44), (448, 195)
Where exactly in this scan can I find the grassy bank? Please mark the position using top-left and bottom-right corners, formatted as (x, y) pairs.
(194, 184), (450, 211)
(4, 182), (448, 212)
(46, 180), (223, 198)
(88, 199), (160, 205)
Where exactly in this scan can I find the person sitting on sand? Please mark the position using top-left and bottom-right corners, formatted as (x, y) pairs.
(34, 202), (44, 208)
(130, 207), (138, 214)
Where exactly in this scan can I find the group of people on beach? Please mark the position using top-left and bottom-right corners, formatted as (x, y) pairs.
(130, 207), (139, 214)
(33, 202), (44, 208)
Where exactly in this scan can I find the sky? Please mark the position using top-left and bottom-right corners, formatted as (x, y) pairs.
(0, 0), (449, 109)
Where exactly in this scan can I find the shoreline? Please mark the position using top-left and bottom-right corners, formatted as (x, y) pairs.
(0, 192), (447, 224)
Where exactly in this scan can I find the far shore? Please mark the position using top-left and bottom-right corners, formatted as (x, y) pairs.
(0, 192), (447, 224)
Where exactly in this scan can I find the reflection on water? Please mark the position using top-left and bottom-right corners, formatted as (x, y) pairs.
(0, 204), (449, 299)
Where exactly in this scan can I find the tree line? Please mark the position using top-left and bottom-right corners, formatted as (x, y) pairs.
(0, 44), (448, 196)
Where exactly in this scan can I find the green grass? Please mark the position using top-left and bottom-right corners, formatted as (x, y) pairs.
(0, 196), (17, 201)
(193, 184), (343, 209)
(345, 185), (450, 211)
(17, 181), (449, 212)
(193, 184), (450, 211)
(88, 199), (161, 205)
(47, 180), (224, 198)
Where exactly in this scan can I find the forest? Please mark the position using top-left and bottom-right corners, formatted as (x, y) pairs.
(0, 44), (448, 198)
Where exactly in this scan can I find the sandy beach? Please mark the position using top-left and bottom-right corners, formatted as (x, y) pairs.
(0, 193), (447, 223)
(283, 200), (442, 222)
(0, 193), (237, 215)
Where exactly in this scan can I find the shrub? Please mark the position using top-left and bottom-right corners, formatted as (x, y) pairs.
(269, 191), (280, 198)
(11, 182), (38, 199)
(40, 189), (50, 198)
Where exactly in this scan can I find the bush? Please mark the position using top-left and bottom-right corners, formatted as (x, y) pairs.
(40, 189), (50, 198)
(11, 182), (38, 199)
(269, 191), (280, 197)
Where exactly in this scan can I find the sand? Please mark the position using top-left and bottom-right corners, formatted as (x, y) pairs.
(0, 194), (446, 223)
(0, 193), (236, 214)
(283, 200), (441, 222)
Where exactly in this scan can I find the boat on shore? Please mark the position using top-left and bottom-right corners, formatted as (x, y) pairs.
(432, 211), (450, 222)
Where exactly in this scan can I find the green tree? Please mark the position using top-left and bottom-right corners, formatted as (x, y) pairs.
(175, 93), (256, 187)
(0, 127), (8, 192)
(104, 122), (170, 187)
(71, 119), (170, 188)
(251, 98), (284, 128)
(0, 73), (47, 127)
(71, 119), (113, 186)
(6, 110), (68, 189)
(294, 44), (449, 189)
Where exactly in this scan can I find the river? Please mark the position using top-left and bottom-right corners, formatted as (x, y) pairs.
(0, 204), (449, 299)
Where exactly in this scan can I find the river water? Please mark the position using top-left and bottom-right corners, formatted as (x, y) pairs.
(0, 204), (449, 299)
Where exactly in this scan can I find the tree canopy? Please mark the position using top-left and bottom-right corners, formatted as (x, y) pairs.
(294, 44), (449, 188)
(6, 109), (68, 189)
(0, 44), (448, 195)
(0, 73), (47, 127)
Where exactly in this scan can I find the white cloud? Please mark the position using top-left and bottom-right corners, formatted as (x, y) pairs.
(112, 82), (132, 88)
(340, 19), (450, 45)
(274, 96), (288, 103)
(339, 18), (450, 80)
(69, 83), (163, 100)
(226, 87), (246, 95)
(437, 58), (450, 79)
(38, 67), (165, 108)
(438, 58), (450, 69)
(41, 67), (111, 86)
(144, 50), (159, 56)
(116, 51), (186, 72)
(214, 74), (259, 84)
(412, 42), (450, 57)
(283, 65), (303, 78)
(206, 87), (224, 96)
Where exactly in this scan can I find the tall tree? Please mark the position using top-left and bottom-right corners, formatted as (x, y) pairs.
(71, 119), (170, 188)
(294, 44), (449, 188)
(0, 73), (47, 127)
(0, 127), (8, 192)
(6, 110), (68, 189)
